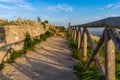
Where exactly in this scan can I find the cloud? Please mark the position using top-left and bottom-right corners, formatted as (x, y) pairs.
(83, 14), (120, 24)
(17, 3), (34, 10)
(46, 4), (73, 13)
(105, 14), (120, 17)
(47, 6), (58, 12)
(114, 3), (120, 9)
(0, 0), (34, 10)
(0, 3), (14, 9)
(99, 2), (120, 10)
(52, 17), (70, 27)
(82, 17), (103, 23)
(99, 3), (114, 10)
(106, 4), (114, 8)
(56, 4), (73, 12)
(0, 0), (13, 2)
(41, 15), (70, 27)
(0, 0), (24, 3)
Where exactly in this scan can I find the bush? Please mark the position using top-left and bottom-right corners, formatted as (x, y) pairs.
(10, 50), (26, 62)
(45, 31), (52, 38)
(41, 22), (46, 29)
(0, 64), (4, 70)
(44, 20), (48, 24)
(23, 33), (34, 50)
(40, 34), (46, 41)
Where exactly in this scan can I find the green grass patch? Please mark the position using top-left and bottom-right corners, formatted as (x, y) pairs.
(74, 64), (104, 80)
(115, 50), (120, 79)
(66, 32), (79, 59)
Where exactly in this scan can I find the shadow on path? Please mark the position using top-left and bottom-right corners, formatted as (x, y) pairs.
(0, 36), (77, 80)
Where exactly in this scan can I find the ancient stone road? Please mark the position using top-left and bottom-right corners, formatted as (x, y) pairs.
(0, 36), (77, 80)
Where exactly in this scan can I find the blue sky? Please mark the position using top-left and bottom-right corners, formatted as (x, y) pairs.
(0, 0), (120, 27)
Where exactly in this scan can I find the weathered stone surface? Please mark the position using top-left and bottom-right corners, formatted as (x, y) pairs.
(0, 23), (53, 63)
(4, 25), (45, 44)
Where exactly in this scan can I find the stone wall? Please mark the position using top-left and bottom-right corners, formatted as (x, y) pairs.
(0, 23), (53, 63)
(0, 27), (6, 47)
(0, 22), (55, 45)
(5, 25), (44, 44)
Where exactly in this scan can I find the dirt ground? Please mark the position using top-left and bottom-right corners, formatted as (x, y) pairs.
(0, 36), (77, 80)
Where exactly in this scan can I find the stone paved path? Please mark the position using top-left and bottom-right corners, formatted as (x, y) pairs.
(0, 36), (77, 80)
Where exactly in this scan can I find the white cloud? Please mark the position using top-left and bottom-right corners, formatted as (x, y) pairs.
(41, 15), (70, 27)
(99, 3), (114, 10)
(0, 0), (13, 2)
(99, 8), (104, 10)
(46, 4), (73, 13)
(83, 17), (103, 23)
(105, 14), (120, 17)
(56, 4), (73, 12)
(99, 3), (120, 10)
(47, 6), (58, 12)
(0, 0), (24, 3)
(106, 4), (114, 8)
(114, 3), (120, 9)
(83, 14), (120, 24)
(0, 3), (14, 9)
(0, 0), (34, 11)
(52, 17), (70, 27)
(17, 3), (34, 10)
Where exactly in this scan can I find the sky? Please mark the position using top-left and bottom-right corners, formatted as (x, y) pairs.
(0, 0), (120, 27)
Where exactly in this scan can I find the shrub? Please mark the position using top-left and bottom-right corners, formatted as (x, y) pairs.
(45, 31), (52, 38)
(23, 33), (34, 50)
(10, 50), (26, 62)
(41, 22), (46, 29)
(0, 64), (4, 70)
(40, 34), (46, 41)
(44, 20), (48, 24)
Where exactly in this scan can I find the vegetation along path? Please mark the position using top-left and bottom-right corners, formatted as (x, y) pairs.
(0, 36), (77, 80)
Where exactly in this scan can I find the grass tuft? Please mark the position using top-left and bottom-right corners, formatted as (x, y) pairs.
(66, 31), (105, 80)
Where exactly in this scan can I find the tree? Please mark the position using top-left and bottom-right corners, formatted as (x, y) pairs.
(37, 16), (41, 22)
(44, 20), (48, 24)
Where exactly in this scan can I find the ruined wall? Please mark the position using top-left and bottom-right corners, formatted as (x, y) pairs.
(5, 25), (45, 44)
(0, 27), (6, 47)
(0, 23), (53, 63)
